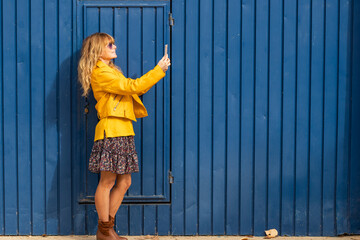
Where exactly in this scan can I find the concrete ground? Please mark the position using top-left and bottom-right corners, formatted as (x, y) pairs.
(0, 236), (359, 240)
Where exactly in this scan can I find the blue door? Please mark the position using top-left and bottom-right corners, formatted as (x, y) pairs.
(76, 1), (171, 206)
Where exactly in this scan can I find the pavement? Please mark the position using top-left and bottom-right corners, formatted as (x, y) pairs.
(0, 236), (359, 240)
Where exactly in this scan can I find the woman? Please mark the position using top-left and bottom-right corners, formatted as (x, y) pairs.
(78, 32), (171, 240)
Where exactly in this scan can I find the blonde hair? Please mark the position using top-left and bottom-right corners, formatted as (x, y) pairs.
(78, 32), (119, 97)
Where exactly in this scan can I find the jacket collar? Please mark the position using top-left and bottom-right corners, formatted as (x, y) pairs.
(96, 60), (111, 68)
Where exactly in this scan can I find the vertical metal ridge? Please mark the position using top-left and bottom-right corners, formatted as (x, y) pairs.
(294, 0), (298, 235)
(166, 4), (171, 203)
(279, 0), (284, 234)
(15, 0), (19, 234)
(169, 1), (173, 214)
(98, 7), (100, 32)
(154, 6), (157, 199)
(307, 0), (313, 235)
(56, 0), (60, 233)
(0, 0), (3, 232)
(266, 0), (270, 230)
(210, 0), (214, 233)
(112, 6), (115, 36)
(42, 0), (47, 233)
(183, 0), (187, 234)
(163, 3), (166, 206)
(28, 0), (33, 234)
(155, 205), (158, 234)
(169, 0), (173, 232)
(321, 0), (326, 235)
(154, 6), (158, 197)
(252, 0), (256, 234)
(224, 0), (229, 233)
(70, 0), (74, 233)
(197, 0), (200, 234)
(239, 0), (242, 233)
(141, 205), (144, 235)
(163, 5), (167, 196)
(127, 207), (130, 235)
(163, 5), (166, 198)
(334, 0), (340, 235)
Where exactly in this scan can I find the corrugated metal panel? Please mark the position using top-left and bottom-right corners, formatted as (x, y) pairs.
(0, 0), (74, 235)
(170, 0), (359, 236)
(0, 0), (359, 236)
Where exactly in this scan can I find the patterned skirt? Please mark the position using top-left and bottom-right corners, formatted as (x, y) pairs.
(88, 135), (139, 175)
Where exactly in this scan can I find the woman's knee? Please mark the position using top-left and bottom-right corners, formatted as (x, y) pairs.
(98, 172), (117, 190)
(116, 174), (131, 190)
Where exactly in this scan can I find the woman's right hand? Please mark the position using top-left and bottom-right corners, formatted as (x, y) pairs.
(157, 54), (171, 72)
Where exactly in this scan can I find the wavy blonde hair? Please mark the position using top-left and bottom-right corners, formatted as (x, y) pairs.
(78, 32), (119, 97)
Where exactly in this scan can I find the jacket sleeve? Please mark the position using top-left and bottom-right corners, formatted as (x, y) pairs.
(93, 65), (165, 95)
(137, 85), (153, 96)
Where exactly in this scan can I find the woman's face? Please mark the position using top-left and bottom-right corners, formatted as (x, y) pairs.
(100, 40), (117, 61)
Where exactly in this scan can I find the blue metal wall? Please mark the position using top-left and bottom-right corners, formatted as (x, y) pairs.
(0, 0), (74, 235)
(0, 0), (359, 236)
(170, 0), (360, 236)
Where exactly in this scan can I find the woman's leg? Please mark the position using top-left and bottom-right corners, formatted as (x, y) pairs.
(109, 173), (132, 217)
(95, 171), (117, 222)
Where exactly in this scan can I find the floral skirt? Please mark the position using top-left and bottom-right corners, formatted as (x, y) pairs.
(88, 135), (139, 175)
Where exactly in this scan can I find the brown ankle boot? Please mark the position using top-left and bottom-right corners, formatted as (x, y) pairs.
(109, 215), (128, 240)
(96, 219), (116, 240)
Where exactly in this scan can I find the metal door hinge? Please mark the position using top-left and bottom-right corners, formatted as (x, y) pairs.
(168, 171), (174, 184)
(169, 13), (174, 26)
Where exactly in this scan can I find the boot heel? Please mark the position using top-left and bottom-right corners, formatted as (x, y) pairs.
(96, 220), (116, 240)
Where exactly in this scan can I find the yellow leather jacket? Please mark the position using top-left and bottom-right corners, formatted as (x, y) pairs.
(91, 60), (166, 121)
